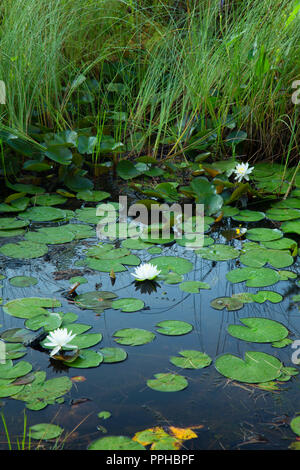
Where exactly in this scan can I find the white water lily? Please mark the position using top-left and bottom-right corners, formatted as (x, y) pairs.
(44, 327), (77, 357)
(233, 162), (254, 183)
(131, 263), (161, 281)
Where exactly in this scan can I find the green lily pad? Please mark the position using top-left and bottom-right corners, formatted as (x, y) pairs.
(24, 226), (76, 244)
(98, 347), (127, 363)
(226, 267), (280, 287)
(250, 291), (283, 303)
(0, 328), (38, 344)
(97, 411), (111, 420)
(4, 343), (27, 360)
(290, 417), (300, 437)
(227, 318), (288, 343)
(272, 338), (293, 348)
(3, 297), (61, 319)
(232, 210), (265, 222)
(150, 256), (193, 275)
(170, 351), (212, 369)
(240, 246), (294, 269)
(88, 436), (145, 450)
(0, 384), (25, 398)
(74, 291), (117, 313)
(246, 228), (283, 242)
(0, 360), (32, 380)
(179, 281), (211, 293)
(0, 218), (29, 230)
(0, 229), (25, 237)
(65, 224), (95, 240)
(210, 297), (244, 311)
(281, 220), (300, 235)
(215, 351), (283, 383)
(261, 238), (297, 250)
(278, 270), (297, 281)
(69, 276), (88, 285)
(76, 190), (110, 202)
(0, 241), (48, 259)
(266, 207), (300, 221)
(196, 244), (239, 261)
(9, 276), (38, 287)
(12, 372), (73, 409)
(121, 238), (153, 250)
(155, 320), (193, 336)
(29, 423), (64, 440)
(158, 272), (183, 284)
(111, 298), (145, 312)
(113, 328), (155, 346)
(18, 206), (67, 222)
(25, 313), (62, 332)
(63, 350), (103, 368)
(147, 373), (188, 392)
(31, 194), (67, 206)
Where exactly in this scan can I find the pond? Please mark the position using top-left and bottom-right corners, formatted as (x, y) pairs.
(0, 193), (300, 450)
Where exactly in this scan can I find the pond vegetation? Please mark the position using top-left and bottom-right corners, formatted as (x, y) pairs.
(0, 0), (300, 450)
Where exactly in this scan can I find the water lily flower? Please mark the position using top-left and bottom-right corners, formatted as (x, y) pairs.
(131, 263), (161, 281)
(233, 162), (254, 183)
(44, 327), (77, 357)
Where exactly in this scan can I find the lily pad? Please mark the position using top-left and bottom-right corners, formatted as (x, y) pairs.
(226, 267), (280, 287)
(281, 220), (300, 235)
(88, 436), (145, 450)
(76, 190), (110, 202)
(240, 246), (294, 269)
(31, 194), (67, 206)
(266, 207), (300, 221)
(232, 210), (265, 222)
(179, 281), (211, 293)
(24, 226), (76, 245)
(210, 297), (244, 311)
(170, 351), (212, 369)
(227, 318), (288, 343)
(150, 256), (193, 275)
(3, 297), (61, 319)
(147, 373), (188, 392)
(215, 351), (283, 383)
(98, 347), (127, 363)
(9, 276), (38, 287)
(196, 244), (239, 261)
(113, 328), (155, 346)
(63, 350), (103, 368)
(29, 423), (64, 440)
(18, 206), (67, 222)
(74, 291), (117, 313)
(111, 298), (145, 313)
(0, 241), (48, 259)
(156, 321), (193, 336)
(0, 218), (29, 230)
(65, 224), (95, 240)
(246, 228), (283, 242)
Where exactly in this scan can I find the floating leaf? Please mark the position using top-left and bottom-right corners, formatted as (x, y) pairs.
(232, 210), (265, 222)
(98, 347), (127, 363)
(147, 373), (188, 392)
(97, 411), (111, 420)
(215, 351), (283, 383)
(3, 297), (61, 319)
(111, 298), (145, 313)
(29, 423), (64, 440)
(196, 243), (240, 261)
(170, 350), (212, 369)
(227, 318), (288, 343)
(246, 228), (283, 242)
(226, 267), (280, 287)
(113, 328), (155, 346)
(74, 291), (117, 313)
(179, 281), (211, 293)
(31, 194), (67, 206)
(0, 241), (48, 259)
(18, 206), (67, 222)
(76, 190), (110, 202)
(9, 276), (38, 287)
(0, 218), (29, 230)
(210, 297), (244, 311)
(88, 436), (145, 450)
(150, 256), (193, 275)
(63, 350), (103, 369)
(24, 226), (75, 245)
(156, 321), (193, 336)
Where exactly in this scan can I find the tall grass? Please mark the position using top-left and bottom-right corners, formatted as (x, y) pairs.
(0, 0), (299, 161)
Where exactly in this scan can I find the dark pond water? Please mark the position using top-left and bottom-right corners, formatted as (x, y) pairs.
(0, 206), (300, 450)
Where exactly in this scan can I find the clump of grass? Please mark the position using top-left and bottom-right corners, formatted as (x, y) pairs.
(0, 0), (299, 161)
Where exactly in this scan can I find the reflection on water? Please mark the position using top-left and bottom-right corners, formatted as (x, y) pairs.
(0, 222), (300, 450)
